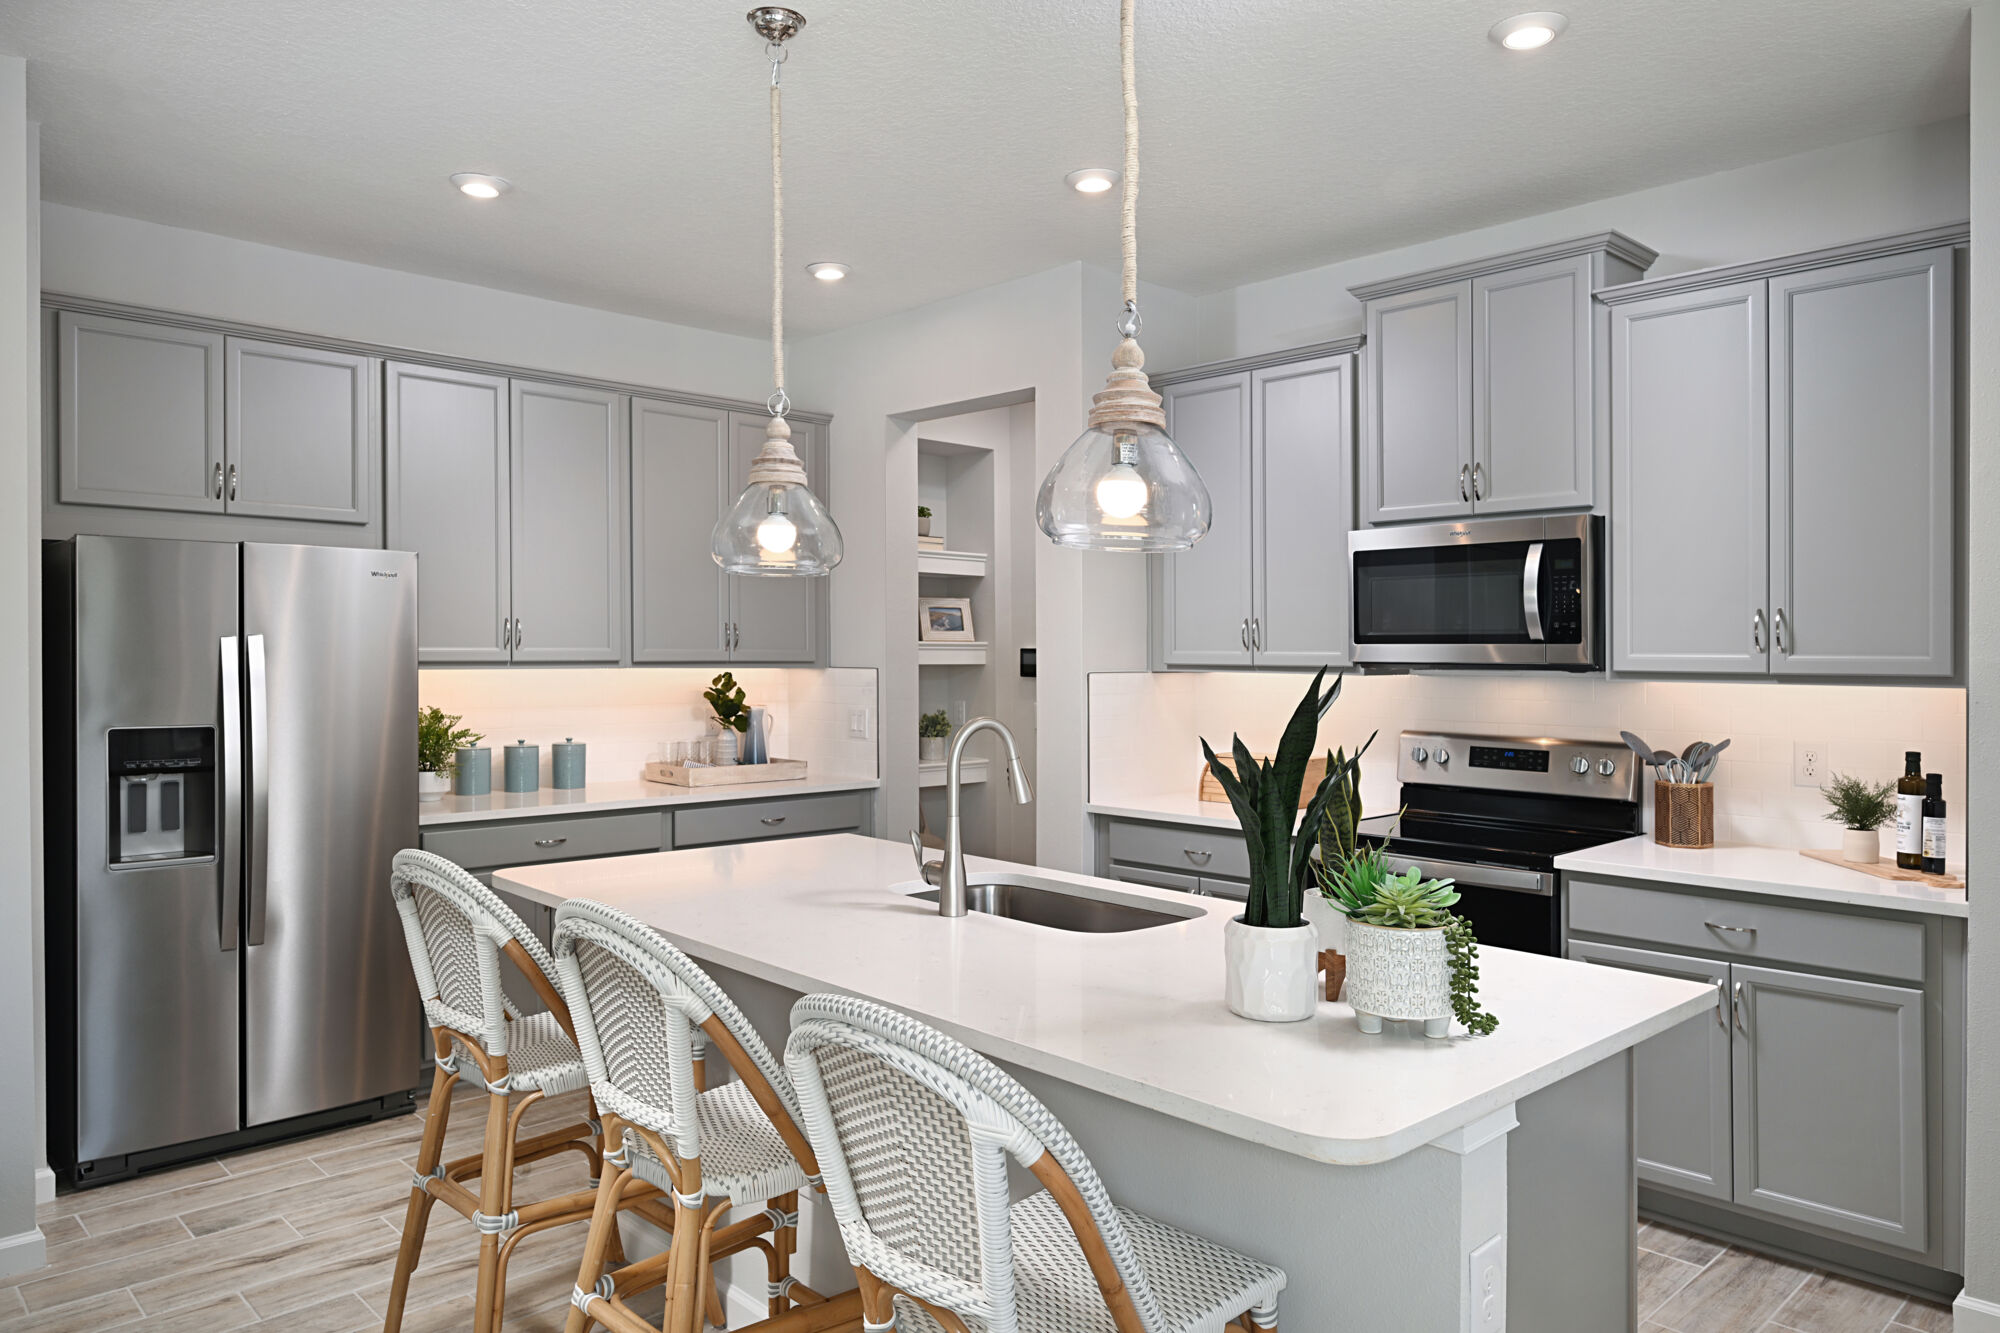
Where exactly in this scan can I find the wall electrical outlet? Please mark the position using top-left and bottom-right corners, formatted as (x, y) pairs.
(1793, 740), (1827, 787)
(848, 708), (871, 740)
(1469, 1233), (1506, 1333)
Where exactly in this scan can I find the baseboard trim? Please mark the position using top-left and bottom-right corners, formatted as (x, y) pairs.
(726, 1284), (765, 1327)
(0, 1227), (48, 1280)
(1956, 1290), (2000, 1332)
(34, 1164), (55, 1206)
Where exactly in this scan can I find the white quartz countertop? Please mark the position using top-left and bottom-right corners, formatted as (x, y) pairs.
(1554, 836), (1968, 918)
(495, 834), (1713, 1165)
(419, 774), (879, 827)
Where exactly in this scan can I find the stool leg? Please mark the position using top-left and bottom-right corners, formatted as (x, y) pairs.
(766, 1189), (798, 1317)
(563, 1164), (630, 1333)
(472, 1087), (512, 1333)
(383, 1054), (456, 1333)
(663, 1192), (704, 1333)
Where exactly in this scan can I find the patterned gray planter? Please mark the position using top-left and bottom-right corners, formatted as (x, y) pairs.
(1344, 919), (1451, 1038)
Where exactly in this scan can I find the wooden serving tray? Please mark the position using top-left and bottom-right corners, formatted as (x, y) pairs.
(1799, 849), (1964, 890)
(1198, 755), (1330, 808)
(643, 758), (808, 788)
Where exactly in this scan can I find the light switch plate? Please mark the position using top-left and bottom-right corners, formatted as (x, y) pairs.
(1469, 1233), (1505, 1333)
(1793, 739), (1826, 787)
(848, 708), (870, 740)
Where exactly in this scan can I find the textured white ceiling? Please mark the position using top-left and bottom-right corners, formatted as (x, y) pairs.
(2, 1), (1971, 337)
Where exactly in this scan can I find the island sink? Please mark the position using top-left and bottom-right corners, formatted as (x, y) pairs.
(907, 871), (1201, 933)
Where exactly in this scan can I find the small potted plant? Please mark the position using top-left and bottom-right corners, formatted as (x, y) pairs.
(917, 505), (932, 537)
(704, 671), (752, 765)
(1822, 772), (1895, 864)
(919, 708), (952, 763)
(1202, 668), (1356, 1023)
(417, 706), (480, 802)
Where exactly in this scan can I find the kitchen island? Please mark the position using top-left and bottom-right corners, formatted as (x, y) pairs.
(496, 834), (1714, 1331)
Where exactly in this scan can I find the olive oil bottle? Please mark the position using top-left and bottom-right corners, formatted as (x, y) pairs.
(1922, 774), (1947, 875)
(1896, 751), (1926, 870)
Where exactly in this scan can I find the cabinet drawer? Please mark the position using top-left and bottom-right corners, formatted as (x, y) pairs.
(1568, 878), (1925, 984)
(673, 793), (866, 848)
(1109, 863), (1201, 895)
(1105, 820), (1250, 880)
(1200, 876), (1249, 903)
(421, 811), (664, 871)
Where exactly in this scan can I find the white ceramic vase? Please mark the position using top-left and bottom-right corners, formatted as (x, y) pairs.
(918, 515), (932, 537)
(1345, 919), (1452, 1038)
(710, 725), (740, 766)
(417, 769), (451, 802)
(919, 736), (948, 763)
(1223, 917), (1320, 1023)
(1841, 826), (1881, 864)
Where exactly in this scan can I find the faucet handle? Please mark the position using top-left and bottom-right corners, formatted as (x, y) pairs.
(909, 830), (945, 886)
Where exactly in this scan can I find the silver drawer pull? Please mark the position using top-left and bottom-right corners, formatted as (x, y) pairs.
(1704, 921), (1755, 935)
(760, 816), (786, 826)
(1732, 980), (1748, 1032)
(1183, 848), (1212, 864)
(533, 837), (567, 848)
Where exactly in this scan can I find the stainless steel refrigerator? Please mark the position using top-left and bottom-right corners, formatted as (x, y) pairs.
(45, 536), (422, 1185)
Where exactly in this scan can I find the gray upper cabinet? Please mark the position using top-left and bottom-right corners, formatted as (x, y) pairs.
(1360, 280), (1472, 524)
(1732, 964), (1927, 1251)
(510, 381), (626, 664)
(386, 362), (512, 664)
(1571, 940), (1733, 1202)
(632, 397), (730, 663)
(57, 311), (225, 514)
(727, 413), (822, 663)
(1254, 355), (1354, 667)
(1156, 373), (1255, 667)
(1610, 282), (1771, 675)
(1473, 255), (1592, 513)
(225, 338), (371, 524)
(1767, 249), (1954, 679)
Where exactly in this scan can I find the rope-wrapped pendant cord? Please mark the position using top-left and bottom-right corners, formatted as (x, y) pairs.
(1084, 0), (1165, 434)
(771, 79), (784, 395)
(1120, 0), (1138, 309)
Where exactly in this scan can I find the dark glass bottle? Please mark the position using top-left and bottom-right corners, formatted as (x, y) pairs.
(1921, 774), (1947, 876)
(1896, 751), (1926, 870)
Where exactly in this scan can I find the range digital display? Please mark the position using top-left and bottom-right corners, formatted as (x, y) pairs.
(1469, 745), (1549, 773)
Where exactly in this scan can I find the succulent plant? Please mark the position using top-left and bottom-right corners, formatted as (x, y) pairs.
(1318, 846), (1498, 1037)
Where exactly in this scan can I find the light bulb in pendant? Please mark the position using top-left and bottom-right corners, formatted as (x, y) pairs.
(1095, 459), (1148, 519)
(756, 509), (799, 555)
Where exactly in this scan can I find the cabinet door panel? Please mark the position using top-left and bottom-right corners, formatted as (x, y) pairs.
(386, 363), (511, 663)
(1474, 256), (1592, 514)
(728, 415), (822, 663)
(226, 338), (371, 523)
(1769, 249), (1953, 678)
(1360, 280), (1472, 523)
(1570, 940), (1732, 1201)
(1732, 964), (1927, 1250)
(1153, 374), (1254, 667)
(58, 312), (224, 513)
(632, 398), (730, 662)
(1253, 355), (1352, 667)
(511, 381), (626, 663)
(1610, 282), (1770, 674)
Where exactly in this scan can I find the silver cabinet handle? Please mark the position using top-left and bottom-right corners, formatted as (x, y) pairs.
(1732, 980), (1748, 1032)
(1252, 618), (1262, 651)
(1773, 607), (1788, 655)
(1471, 461), (1485, 501)
(1521, 541), (1545, 643)
(1183, 848), (1212, 865)
(213, 462), (225, 499)
(218, 636), (242, 952)
(1715, 977), (1729, 1030)
(760, 816), (786, 826)
(1706, 920), (1755, 936)
(227, 463), (239, 501)
(1239, 618), (1250, 652)
(1752, 609), (1766, 654)
(533, 837), (567, 848)
(1458, 463), (1471, 502)
(245, 634), (270, 947)
(514, 619), (524, 650)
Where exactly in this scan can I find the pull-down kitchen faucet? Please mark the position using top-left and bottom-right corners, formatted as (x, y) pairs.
(909, 717), (1033, 917)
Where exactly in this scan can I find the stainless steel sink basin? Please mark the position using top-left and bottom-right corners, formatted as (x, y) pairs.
(908, 872), (1202, 933)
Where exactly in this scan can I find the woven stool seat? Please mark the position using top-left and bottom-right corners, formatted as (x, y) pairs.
(446, 1011), (587, 1096)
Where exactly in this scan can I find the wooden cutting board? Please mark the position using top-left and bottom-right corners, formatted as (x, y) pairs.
(1198, 755), (1330, 808)
(1799, 849), (1964, 890)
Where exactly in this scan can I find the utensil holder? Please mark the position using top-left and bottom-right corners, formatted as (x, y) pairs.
(1654, 782), (1715, 849)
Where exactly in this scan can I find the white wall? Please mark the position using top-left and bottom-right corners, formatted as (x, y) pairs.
(0, 53), (47, 1277)
(39, 203), (772, 401)
(1189, 116), (1971, 365)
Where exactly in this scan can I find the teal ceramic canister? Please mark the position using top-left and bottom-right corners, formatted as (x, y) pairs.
(453, 746), (492, 796)
(503, 740), (540, 793)
(552, 738), (586, 790)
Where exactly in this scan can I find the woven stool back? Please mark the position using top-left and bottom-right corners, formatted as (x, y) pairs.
(389, 848), (557, 1058)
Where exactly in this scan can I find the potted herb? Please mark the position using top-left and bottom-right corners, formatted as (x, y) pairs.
(417, 706), (481, 802)
(1822, 772), (1895, 864)
(917, 505), (933, 537)
(919, 708), (952, 763)
(1201, 668), (1358, 1022)
(704, 672), (752, 766)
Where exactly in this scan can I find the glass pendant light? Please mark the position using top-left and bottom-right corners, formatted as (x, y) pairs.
(1036, 0), (1211, 552)
(712, 7), (844, 577)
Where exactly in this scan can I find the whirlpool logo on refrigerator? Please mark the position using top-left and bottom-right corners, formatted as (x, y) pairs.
(369, 570), (400, 579)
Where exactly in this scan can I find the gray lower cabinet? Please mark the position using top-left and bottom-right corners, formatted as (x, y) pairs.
(671, 790), (868, 848)
(511, 381), (626, 663)
(387, 362), (513, 663)
(727, 414), (822, 663)
(632, 398), (730, 662)
(1099, 817), (1250, 899)
(225, 337), (372, 524)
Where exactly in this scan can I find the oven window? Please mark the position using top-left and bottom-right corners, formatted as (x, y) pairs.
(1352, 542), (1534, 644)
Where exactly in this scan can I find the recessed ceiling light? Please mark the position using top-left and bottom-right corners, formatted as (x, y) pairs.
(450, 173), (512, 199)
(805, 262), (848, 281)
(1065, 167), (1121, 194)
(1489, 11), (1567, 50)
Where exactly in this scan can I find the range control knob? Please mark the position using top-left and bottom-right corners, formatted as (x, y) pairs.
(1598, 757), (1617, 777)
(1410, 746), (1430, 764)
(1570, 755), (1590, 775)
(1435, 746), (1452, 766)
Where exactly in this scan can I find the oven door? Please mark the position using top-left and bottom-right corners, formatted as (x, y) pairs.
(1349, 514), (1598, 669)
(1375, 851), (1560, 956)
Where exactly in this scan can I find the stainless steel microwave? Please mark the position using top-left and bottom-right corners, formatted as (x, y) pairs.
(1348, 513), (1603, 670)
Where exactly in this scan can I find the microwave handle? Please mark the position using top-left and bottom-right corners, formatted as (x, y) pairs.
(1522, 542), (1545, 642)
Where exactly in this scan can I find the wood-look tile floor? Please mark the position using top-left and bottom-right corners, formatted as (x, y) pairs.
(0, 1094), (1959, 1333)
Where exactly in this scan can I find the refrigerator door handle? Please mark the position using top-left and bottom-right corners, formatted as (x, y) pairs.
(246, 633), (271, 947)
(218, 636), (242, 952)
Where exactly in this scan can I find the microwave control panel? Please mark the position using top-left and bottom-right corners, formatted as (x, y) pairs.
(1543, 543), (1583, 643)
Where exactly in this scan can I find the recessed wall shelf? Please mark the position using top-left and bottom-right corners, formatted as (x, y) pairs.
(917, 757), (988, 788)
(917, 549), (988, 578)
(918, 641), (988, 667)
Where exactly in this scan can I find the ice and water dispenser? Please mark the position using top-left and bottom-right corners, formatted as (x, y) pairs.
(107, 727), (216, 866)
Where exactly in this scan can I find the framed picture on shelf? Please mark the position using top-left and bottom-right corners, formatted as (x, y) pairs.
(918, 596), (976, 643)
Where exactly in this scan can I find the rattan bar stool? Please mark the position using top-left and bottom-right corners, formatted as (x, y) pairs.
(384, 850), (681, 1333)
(784, 994), (1287, 1333)
(551, 899), (864, 1333)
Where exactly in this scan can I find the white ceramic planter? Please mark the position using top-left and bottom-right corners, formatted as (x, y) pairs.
(918, 515), (932, 537)
(919, 736), (948, 763)
(417, 770), (451, 802)
(1841, 827), (1881, 864)
(1224, 917), (1320, 1023)
(1345, 919), (1451, 1038)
